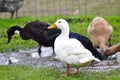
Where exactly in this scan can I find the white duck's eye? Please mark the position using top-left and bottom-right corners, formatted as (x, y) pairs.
(58, 21), (61, 23)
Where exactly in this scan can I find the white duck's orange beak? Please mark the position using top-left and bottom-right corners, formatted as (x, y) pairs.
(47, 24), (56, 29)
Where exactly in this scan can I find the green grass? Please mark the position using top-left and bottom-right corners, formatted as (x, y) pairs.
(0, 65), (120, 80)
(0, 16), (120, 80)
(0, 15), (120, 52)
(0, 0), (120, 79)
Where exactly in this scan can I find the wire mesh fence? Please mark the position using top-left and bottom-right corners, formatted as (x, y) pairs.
(0, 0), (120, 19)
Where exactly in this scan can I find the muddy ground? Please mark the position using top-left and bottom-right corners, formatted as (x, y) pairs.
(0, 46), (120, 72)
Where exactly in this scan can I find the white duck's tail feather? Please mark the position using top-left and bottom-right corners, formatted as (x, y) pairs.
(79, 57), (100, 64)
(93, 57), (101, 62)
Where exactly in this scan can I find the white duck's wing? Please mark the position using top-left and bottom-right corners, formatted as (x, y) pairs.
(61, 38), (90, 55)
(58, 39), (100, 63)
(60, 38), (100, 61)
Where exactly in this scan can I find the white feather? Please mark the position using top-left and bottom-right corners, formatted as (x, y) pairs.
(52, 19), (100, 67)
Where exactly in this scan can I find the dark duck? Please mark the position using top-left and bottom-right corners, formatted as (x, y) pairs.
(7, 20), (60, 57)
(7, 20), (107, 60)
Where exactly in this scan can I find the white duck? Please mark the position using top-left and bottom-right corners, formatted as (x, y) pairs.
(48, 19), (100, 76)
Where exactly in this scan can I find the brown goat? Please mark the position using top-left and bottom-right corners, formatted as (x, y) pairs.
(105, 42), (120, 56)
(87, 16), (113, 53)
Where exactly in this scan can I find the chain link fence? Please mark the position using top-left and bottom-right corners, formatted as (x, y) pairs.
(0, 0), (120, 18)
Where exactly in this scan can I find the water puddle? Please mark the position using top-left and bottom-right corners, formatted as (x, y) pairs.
(0, 46), (120, 72)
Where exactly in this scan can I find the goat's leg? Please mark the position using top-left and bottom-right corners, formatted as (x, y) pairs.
(16, 10), (18, 18)
(10, 11), (14, 19)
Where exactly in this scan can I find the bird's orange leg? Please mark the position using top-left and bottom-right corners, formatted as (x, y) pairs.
(66, 64), (70, 76)
(75, 68), (79, 74)
(71, 67), (79, 75)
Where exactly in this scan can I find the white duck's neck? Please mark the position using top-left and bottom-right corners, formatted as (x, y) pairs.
(60, 25), (69, 38)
